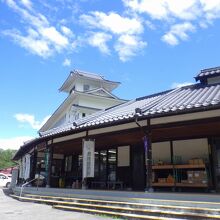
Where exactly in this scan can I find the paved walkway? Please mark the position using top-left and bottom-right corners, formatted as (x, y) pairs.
(14, 186), (220, 209)
(0, 188), (111, 220)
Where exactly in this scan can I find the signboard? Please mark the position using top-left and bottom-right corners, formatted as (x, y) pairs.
(82, 139), (95, 179)
(20, 154), (31, 180)
(117, 146), (130, 167)
(44, 148), (49, 176)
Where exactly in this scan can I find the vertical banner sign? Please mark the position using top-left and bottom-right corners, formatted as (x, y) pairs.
(143, 136), (148, 162)
(82, 139), (95, 179)
(24, 154), (31, 180)
(45, 148), (49, 178)
(19, 158), (24, 179)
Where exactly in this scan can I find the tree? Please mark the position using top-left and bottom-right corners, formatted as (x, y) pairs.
(0, 148), (17, 170)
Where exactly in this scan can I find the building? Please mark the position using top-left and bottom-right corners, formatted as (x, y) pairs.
(39, 69), (126, 134)
(14, 66), (220, 192)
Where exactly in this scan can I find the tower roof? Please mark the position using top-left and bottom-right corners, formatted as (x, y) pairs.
(59, 69), (120, 93)
(195, 66), (220, 82)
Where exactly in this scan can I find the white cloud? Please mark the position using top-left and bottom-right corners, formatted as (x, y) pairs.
(3, 0), (74, 58)
(80, 11), (145, 61)
(123, 0), (220, 46)
(61, 26), (74, 37)
(171, 82), (193, 89)
(3, 29), (52, 58)
(62, 58), (71, 66)
(80, 11), (143, 35)
(123, 0), (201, 21)
(88, 32), (112, 55)
(20, 0), (32, 10)
(115, 34), (147, 62)
(0, 136), (34, 150)
(39, 27), (69, 49)
(14, 113), (50, 130)
(162, 22), (195, 45)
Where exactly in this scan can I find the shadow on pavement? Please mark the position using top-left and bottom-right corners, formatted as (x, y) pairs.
(2, 188), (13, 197)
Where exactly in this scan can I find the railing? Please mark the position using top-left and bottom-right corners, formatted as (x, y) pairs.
(19, 178), (37, 198)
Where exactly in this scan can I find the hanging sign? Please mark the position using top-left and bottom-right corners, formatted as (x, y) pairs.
(23, 154), (31, 180)
(82, 139), (95, 179)
(143, 136), (149, 164)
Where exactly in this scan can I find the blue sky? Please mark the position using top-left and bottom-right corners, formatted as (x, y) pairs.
(1, 0), (220, 149)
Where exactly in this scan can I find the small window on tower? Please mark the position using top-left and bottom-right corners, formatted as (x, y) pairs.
(82, 113), (86, 117)
(70, 85), (75, 93)
(83, 84), (90, 91)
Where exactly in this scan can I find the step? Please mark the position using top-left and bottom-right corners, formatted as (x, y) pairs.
(53, 205), (176, 220)
(23, 193), (220, 214)
(21, 192), (220, 208)
(10, 194), (220, 219)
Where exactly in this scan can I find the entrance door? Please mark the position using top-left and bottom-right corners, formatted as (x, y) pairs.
(132, 144), (145, 191)
(213, 138), (220, 191)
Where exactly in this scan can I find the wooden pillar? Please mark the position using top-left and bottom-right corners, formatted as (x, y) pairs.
(146, 118), (153, 191)
(46, 145), (53, 188)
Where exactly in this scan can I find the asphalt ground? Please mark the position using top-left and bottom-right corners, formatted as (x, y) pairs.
(0, 188), (112, 220)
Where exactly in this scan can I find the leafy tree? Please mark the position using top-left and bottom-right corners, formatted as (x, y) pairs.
(0, 148), (17, 170)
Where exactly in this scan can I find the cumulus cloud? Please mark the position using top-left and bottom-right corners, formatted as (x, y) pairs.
(14, 113), (50, 130)
(171, 82), (193, 89)
(20, 0), (32, 10)
(61, 26), (74, 37)
(80, 11), (146, 60)
(0, 136), (34, 150)
(2, 0), (74, 58)
(62, 58), (71, 66)
(88, 32), (112, 55)
(3, 0), (220, 61)
(115, 34), (147, 62)
(123, 0), (220, 45)
(80, 11), (143, 35)
(162, 22), (195, 45)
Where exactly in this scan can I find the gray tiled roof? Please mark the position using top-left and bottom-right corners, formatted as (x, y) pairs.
(40, 82), (220, 137)
(195, 66), (220, 81)
(74, 69), (105, 80)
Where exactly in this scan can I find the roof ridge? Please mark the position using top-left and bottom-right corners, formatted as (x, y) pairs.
(136, 89), (173, 101)
(201, 66), (220, 73)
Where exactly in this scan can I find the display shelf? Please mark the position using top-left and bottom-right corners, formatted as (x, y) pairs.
(152, 165), (173, 169)
(152, 163), (208, 189)
(176, 183), (208, 188)
(174, 164), (205, 169)
(152, 182), (175, 187)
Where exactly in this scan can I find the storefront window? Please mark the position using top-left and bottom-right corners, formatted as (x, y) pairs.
(100, 150), (107, 181)
(65, 155), (72, 172)
(94, 152), (99, 177)
(108, 149), (116, 181)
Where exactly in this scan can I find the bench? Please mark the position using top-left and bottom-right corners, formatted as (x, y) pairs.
(107, 181), (123, 190)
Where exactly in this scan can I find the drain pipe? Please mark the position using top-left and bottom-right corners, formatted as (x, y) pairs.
(134, 108), (153, 192)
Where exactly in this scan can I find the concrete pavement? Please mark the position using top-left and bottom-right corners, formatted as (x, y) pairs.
(0, 188), (112, 220)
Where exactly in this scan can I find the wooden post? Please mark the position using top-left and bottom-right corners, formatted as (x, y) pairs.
(146, 118), (153, 191)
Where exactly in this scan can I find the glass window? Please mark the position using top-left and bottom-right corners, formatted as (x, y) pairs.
(83, 84), (90, 91)
(100, 150), (107, 181)
(108, 149), (116, 181)
(65, 155), (72, 172)
(94, 151), (99, 177)
(78, 155), (83, 179)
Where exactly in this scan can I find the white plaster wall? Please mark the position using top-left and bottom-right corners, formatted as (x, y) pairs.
(79, 95), (121, 109)
(152, 142), (171, 164)
(173, 138), (209, 163)
(75, 78), (100, 92)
